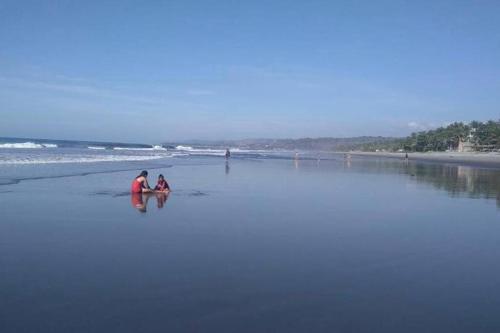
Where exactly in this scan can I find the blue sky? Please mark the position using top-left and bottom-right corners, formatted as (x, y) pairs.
(0, 0), (499, 143)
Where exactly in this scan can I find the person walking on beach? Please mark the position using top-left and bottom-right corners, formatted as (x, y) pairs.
(131, 170), (152, 193)
(225, 148), (231, 159)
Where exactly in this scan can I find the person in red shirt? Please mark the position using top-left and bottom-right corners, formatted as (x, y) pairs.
(154, 174), (170, 192)
(131, 170), (152, 193)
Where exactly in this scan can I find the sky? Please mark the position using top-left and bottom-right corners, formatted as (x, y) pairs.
(0, 0), (499, 143)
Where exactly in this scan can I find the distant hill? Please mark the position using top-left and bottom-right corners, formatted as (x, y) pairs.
(166, 136), (403, 152)
(167, 120), (500, 153)
(237, 137), (403, 151)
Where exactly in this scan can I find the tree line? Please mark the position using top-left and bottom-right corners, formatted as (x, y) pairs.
(360, 120), (500, 152)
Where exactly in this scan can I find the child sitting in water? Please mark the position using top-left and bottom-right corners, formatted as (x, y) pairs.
(154, 174), (170, 192)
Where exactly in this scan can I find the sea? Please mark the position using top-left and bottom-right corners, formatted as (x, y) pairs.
(1, 137), (499, 332)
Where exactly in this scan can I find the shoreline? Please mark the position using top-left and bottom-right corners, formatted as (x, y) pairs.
(350, 151), (500, 168)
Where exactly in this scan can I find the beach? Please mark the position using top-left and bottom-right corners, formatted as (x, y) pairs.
(1, 145), (500, 332)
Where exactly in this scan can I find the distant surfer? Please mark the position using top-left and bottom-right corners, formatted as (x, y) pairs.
(154, 174), (170, 192)
(131, 170), (153, 193)
(225, 148), (231, 159)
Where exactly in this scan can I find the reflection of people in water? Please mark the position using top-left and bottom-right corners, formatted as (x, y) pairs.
(154, 174), (170, 192)
(294, 152), (300, 168)
(131, 192), (170, 212)
(343, 153), (352, 168)
(225, 160), (230, 175)
(131, 170), (153, 193)
(155, 192), (169, 208)
(131, 192), (147, 212)
(344, 158), (351, 168)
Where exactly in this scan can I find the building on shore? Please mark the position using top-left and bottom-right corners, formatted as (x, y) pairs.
(457, 138), (474, 152)
(457, 131), (475, 152)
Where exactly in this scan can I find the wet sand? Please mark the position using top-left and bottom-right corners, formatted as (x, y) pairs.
(1, 156), (500, 332)
(351, 151), (500, 168)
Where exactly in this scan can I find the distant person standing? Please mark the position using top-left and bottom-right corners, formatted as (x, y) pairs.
(225, 148), (231, 159)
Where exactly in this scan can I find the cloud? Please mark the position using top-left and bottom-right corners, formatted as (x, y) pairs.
(0, 75), (162, 105)
(187, 89), (215, 96)
(407, 121), (441, 131)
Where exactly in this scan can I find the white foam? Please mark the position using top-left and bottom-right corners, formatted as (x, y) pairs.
(230, 148), (272, 153)
(113, 147), (153, 151)
(0, 142), (58, 149)
(175, 145), (194, 151)
(175, 146), (270, 154)
(0, 154), (169, 165)
(175, 145), (226, 155)
(113, 145), (166, 151)
(187, 151), (226, 156)
(88, 146), (106, 150)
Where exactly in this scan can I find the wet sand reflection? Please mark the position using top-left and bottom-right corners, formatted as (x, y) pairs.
(131, 192), (170, 213)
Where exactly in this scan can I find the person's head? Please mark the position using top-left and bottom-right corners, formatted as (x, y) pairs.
(158, 174), (164, 181)
(137, 170), (148, 178)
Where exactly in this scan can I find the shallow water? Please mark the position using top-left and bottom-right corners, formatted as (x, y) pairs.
(1, 155), (499, 332)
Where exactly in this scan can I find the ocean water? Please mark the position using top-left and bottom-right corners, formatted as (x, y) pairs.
(1, 140), (500, 332)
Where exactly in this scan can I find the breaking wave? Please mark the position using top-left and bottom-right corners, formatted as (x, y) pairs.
(113, 145), (166, 151)
(174, 145), (226, 156)
(0, 142), (58, 149)
(0, 154), (169, 165)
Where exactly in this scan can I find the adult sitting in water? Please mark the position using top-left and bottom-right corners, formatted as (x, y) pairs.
(131, 170), (153, 193)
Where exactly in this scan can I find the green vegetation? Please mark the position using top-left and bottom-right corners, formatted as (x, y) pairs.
(406, 120), (499, 152)
(469, 120), (500, 149)
(360, 120), (500, 152)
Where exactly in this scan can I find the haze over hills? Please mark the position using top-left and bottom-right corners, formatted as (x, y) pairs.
(164, 136), (402, 152)
(166, 120), (500, 152)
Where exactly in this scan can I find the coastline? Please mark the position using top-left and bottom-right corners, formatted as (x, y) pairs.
(350, 151), (500, 168)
